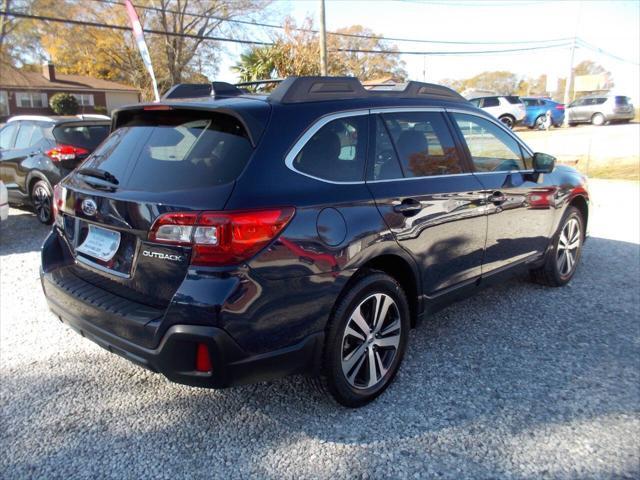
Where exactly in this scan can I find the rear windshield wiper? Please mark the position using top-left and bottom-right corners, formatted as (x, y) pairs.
(77, 168), (119, 185)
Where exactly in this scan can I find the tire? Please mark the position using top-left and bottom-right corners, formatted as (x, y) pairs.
(568, 122), (577, 127)
(534, 115), (546, 130)
(530, 206), (584, 287)
(499, 115), (515, 129)
(316, 271), (410, 407)
(31, 180), (53, 225)
(591, 113), (605, 126)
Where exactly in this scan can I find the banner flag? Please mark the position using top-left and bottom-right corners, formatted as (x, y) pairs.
(124, 0), (160, 101)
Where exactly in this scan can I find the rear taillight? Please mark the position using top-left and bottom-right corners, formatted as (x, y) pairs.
(149, 208), (295, 266)
(46, 144), (89, 162)
(555, 104), (565, 111)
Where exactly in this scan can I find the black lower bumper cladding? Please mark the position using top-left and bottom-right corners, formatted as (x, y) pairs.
(41, 270), (323, 388)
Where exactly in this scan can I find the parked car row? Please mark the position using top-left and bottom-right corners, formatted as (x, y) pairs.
(0, 114), (110, 223)
(468, 93), (634, 129)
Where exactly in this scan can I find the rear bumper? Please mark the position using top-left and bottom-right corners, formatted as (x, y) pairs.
(42, 268), (324, 387)
(606, 111), (634, 121)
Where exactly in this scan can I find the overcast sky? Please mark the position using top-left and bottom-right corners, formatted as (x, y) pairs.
(217, 0), (640, 99)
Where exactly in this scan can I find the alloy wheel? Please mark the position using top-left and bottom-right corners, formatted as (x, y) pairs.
(556, 217), (581, 277)
(341, 293), (401, 390)
(33, 184), (52, 223)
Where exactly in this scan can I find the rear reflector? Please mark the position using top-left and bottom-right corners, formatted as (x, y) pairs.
(195, 343), (212, 372)
(555, 104), (565, 110)
(46, 144), (89, 162)
(149, 207), (295, 266)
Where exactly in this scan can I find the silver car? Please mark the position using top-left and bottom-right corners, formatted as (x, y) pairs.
(566, 95), (635, 126)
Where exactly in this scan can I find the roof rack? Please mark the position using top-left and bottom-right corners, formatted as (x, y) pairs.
(268, 76), (466, 104)
(160, 76), (467, 103)
(235, 79), (284, 88)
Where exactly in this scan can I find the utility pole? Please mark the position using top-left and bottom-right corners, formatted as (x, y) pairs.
(319, 0), (328, 76)
(562, 38), (577, 126)
(563, 0), (582, 126)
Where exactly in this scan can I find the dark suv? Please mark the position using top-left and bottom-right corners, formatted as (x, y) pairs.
(40, 77), (589, 407)
(0, 115), (110, 223)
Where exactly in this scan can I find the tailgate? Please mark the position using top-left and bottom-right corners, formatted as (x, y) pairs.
(55, 108), (254, 307)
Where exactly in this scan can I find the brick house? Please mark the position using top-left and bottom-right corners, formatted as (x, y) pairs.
(0, 63), (141, 121)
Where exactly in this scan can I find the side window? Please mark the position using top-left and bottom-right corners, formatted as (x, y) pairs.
(452, 113), (527, 172)
(483, 97), (500, 107)
(293, 115), (368, 182)
(0, 123), (18, 149)
(382, 111), (464, 178)
(30, 125), (45, 146)
(14, 124), (36, 150)
(369, 116), (403, 181)
(469, 98), (481, 107)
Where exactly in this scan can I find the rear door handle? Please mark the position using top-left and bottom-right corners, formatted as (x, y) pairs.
(488, 191), (507, 205)
(393, 199), (423, 216)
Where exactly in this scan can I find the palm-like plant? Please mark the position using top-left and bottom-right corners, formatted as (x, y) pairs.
(232, 46), (276, 84)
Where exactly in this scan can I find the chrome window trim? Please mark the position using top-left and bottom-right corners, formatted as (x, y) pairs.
(283, 106), (535, 185)
(445, 107), (535, 157)
(367, 172), (473, 184)
(284, 109), (370, 185)
(473, 170), (535, 175)
(370, 107), (443, 114)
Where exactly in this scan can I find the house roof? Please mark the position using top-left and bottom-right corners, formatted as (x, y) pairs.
(0, 66), (139, 93)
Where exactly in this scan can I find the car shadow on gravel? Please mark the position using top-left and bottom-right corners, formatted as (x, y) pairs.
(2, 236), (639, 478)
(0, 209), (51, 256)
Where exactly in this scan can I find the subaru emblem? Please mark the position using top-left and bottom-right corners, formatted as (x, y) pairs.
(81, 198), (98, 217)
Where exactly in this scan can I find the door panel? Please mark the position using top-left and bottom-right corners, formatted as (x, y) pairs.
(369, 176), (487, 294)
(366, 111), (487, 296)
(450, 112), (555, 274)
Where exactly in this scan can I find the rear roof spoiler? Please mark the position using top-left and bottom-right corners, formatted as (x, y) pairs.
(162, 76), (467, 104)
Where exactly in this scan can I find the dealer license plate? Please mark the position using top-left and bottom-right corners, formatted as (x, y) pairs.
(76, 224), (121, 262)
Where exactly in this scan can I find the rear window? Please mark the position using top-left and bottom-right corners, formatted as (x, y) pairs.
(53, 124), (109, 150)
(505, 96), (522, 105)
(615, 96), (629, 106)
(80, 111), (253, 192)
(482, 97), (500, 107)
(293, 115), (368, 182)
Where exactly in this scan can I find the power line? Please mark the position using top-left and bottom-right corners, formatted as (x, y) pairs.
(0, 10), (273, 46)
(3, 9), (637, 65)
(89, 0), (575, 46)
(332, 43), (573, 56)
(576, 38), (640, 66)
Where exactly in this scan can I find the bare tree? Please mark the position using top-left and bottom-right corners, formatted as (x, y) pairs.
(150, 0), (270, 86)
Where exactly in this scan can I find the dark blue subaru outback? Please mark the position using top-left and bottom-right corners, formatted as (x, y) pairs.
(41, 77), (589, 407)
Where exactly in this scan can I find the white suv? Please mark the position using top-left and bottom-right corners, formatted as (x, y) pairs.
(469, 95), (526, 129)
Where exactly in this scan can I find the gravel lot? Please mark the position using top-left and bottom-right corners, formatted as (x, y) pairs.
(1, 179), (639, 479)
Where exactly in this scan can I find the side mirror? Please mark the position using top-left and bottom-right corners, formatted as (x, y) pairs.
(533, 152), (556, 174)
